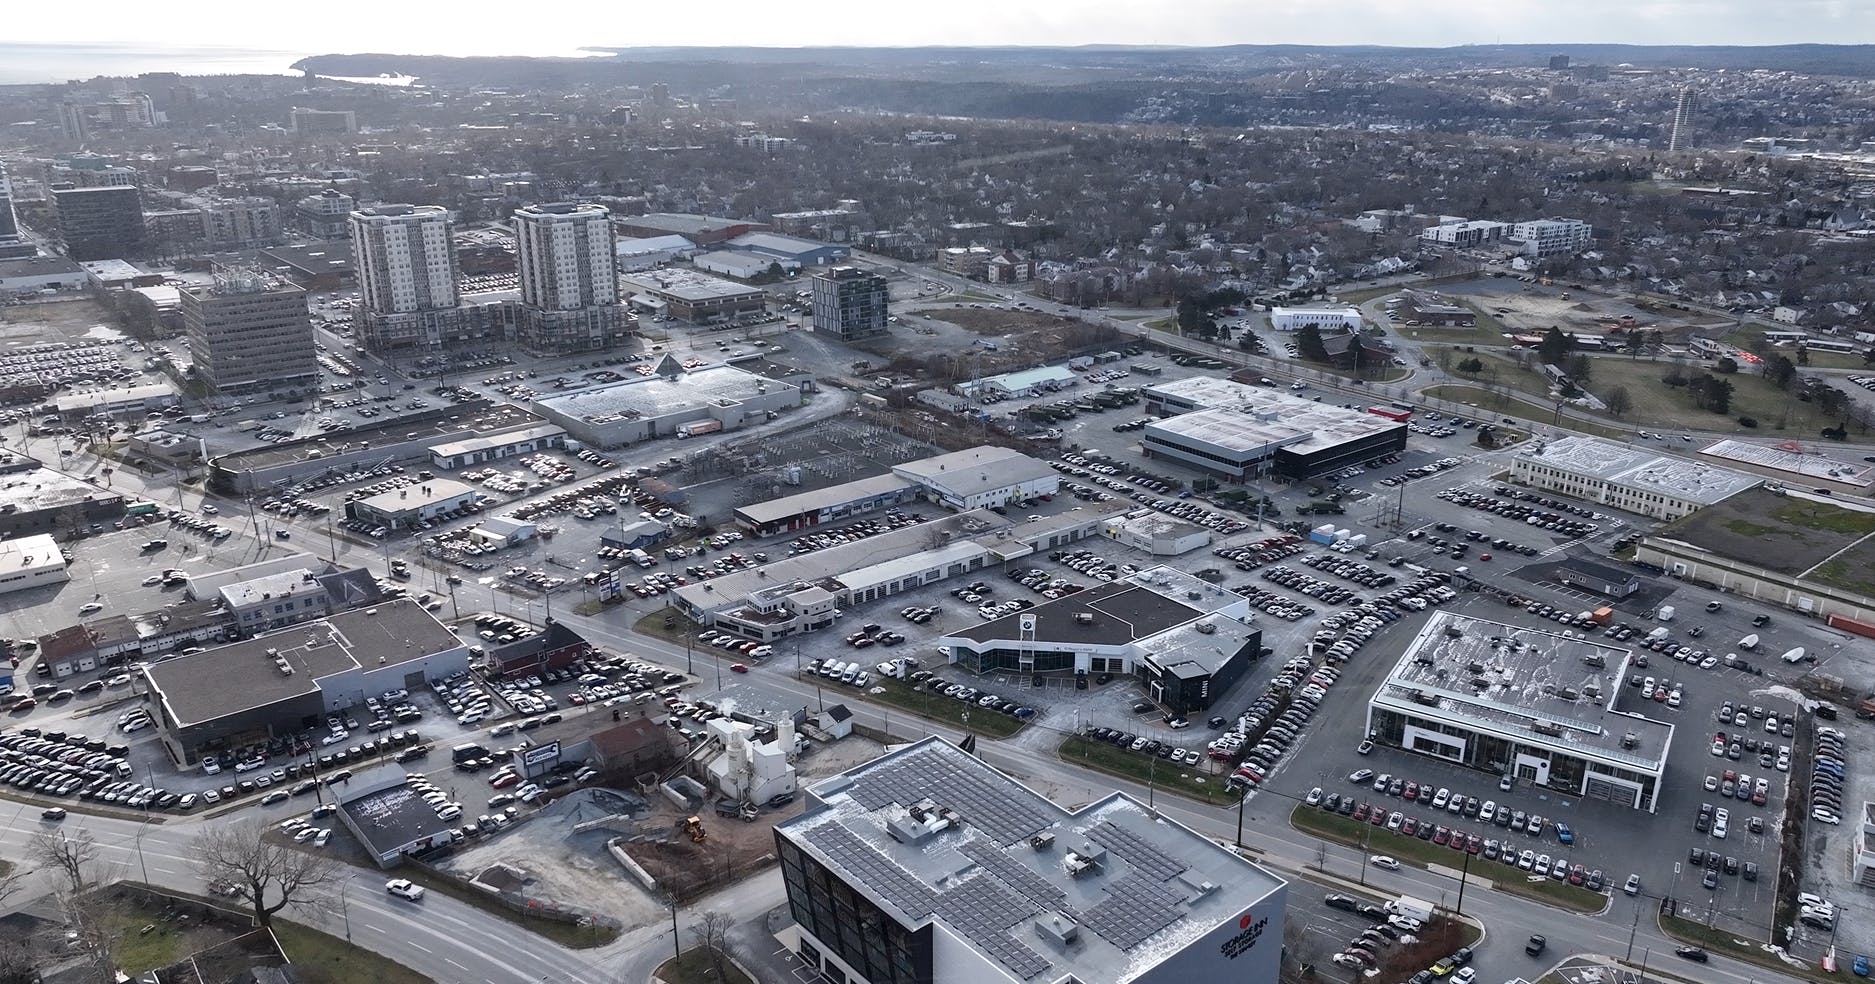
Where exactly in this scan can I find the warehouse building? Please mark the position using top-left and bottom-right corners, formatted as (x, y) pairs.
(427, 423), (567, 471)
(1143, 406), (1406, 481)
(891, 446), (1059, 511)
(1511, 436), (1760, 520)
(612, 213), (770, 246)
(954, 365), (1079, 402)
(675, 509), (1108, 642)
(720, 231), (849, 267)
(941, 567), (1258, 714)
(53, 383), (179, 419)
(206, 401), (540, 493)
(1366, 612), (1671, 811)
(614, 234), (697, 272)
(1697, 439), (1875, 496)
(733, 473), (920, 535)
(0, 464), (125, 538)
(528, 355), (804, 448)
(345, 479), (480, 532)
(619, 269), (767, 324)
(776, 737), (1287, 984)
(142, 599), (471, 765)
(0, 534), (69, 597)
(1100, 512), (1211, 556)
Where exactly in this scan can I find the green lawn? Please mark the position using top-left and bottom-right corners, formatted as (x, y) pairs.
(1057, 736), (1236, 807)
(109, 908), (185, 975)
(1430, 346), (1559, 402)
(1288, 805), (1606, 913)
(656, 946), (755, 984)
(1585, 357), (1833, 433)
(855, 676), (1026, 739)
(276, 921), (436, 984)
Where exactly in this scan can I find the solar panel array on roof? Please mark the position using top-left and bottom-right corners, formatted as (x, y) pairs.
(848, 744), (1051, 843)
(957, 837), (1073, 916)
(815, 823), (936, 921)
(930, 874), (1052, 979)
(1085, 820), (1189, 883)
(1082, 872), (1186, 950)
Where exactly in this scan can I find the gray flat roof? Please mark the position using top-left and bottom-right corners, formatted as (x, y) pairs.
(144, 599), (461, 726)
(355, 478), (476, 515)
(620, 213), (759, 236)
(0, 468), (121, 515)
(779, 737), (1285, 984)
(1373, 612), (1672, 772)
(532, 363), (774, 424)
(892, 446), (1056, 499)
(342, 782), (461, 857)
(734, 473), (915, 526)
(1147, 404), (1404, 457)
(1699, 438), (1875, 488)
(1518, 436), (1761, 504)
(428, 423), (567, 459)
(620, 269), (766, 303)
(210, 402), (536, 471)
(951, 568), (1233, 647)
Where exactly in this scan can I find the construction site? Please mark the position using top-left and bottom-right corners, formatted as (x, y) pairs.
(438, 716), (889, 925)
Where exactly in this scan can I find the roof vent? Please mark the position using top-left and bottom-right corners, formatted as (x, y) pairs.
(1035, 913), (1079, 946)
(1029, 832), (1055, 851)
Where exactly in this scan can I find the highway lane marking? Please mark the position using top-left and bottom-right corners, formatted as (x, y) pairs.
(409, 942), (431, 954)
(446, 959), (468, 971)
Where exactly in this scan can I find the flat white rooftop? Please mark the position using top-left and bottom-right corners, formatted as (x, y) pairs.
(1699, 438), (1875, 488)
(1519, 436), (1761, 504)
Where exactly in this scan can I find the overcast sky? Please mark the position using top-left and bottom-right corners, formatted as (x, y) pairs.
(7, 0), (1867, 52)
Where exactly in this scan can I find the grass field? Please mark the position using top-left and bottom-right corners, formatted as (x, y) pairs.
(1418, 385), (1631, 440)
(1289, 805), (1606, 913)
(1057, 735), (1236, 806)
(1395, 303), (1514, 347)
(1586, 357), (1833, 433)
(656, 946), (756, 984)
(276, 921), (435, 984)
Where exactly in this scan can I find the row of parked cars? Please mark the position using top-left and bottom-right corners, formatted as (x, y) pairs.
(1437, 487), (1600, 539)
(1260, 565), (1362, 606)
(1214, 534), (1306, 571)
(1299, 552), (1398, 589)
(786, 512), (926, 558)
(905, 670), (1037, 720)
(1810, 726), (1850, 828)
(1083, 726), (1205, 766)
(1375, 455), (1464, 487)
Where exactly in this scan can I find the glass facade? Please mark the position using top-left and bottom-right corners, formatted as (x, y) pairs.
(1369, 705), (1658, 810)
(777, 834), (933, 984)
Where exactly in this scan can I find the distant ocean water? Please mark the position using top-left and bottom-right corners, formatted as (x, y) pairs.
(0, 43), (308, 84)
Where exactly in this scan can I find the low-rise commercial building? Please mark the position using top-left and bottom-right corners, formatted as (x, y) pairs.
(1140, 378), (1407, 481)
(53, 383), (179, 418)
(613, 213), (770, 247)
(1556, 558), (1641, 598)
(427, 423), (566, 470)
(0, 534), (69, 596)
(142, 599), (470, 765)
(1511, 436), (1760, 520)
(941, 567), (1258, 713)
(529, 356), (805, 448)
(891, 446), (1059, 511)
(733, 473), (920, 536)
(206, 401), (540, 494)
(220, 568), (332, 636)
(776, 737), (1287, 984)
(619, 269), (768, 324)
(1697, 439), (1875, 495)
(0, 465), (125, 537)
(1366, 612), (1671, 811)
(1268, 306), (1363, 332)
(676, 509), (1108, 642)
(954, 365), (1079, 401)
(346, 479), (479, 531)
(1100, 512), (1211, 556)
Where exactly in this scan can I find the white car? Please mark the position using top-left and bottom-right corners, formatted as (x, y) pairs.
(320, 731), (349, 746)
(1369, 855), (1401, 871)
(141, 575), (162, 586)
(78, 602), (103, 615)
(292, 827), (318, 843)
(1814, 808), (1842, 825)
(386, 878), (425, 902)
(312, 829), (332, 847)
(1387, 914), (1422, 933)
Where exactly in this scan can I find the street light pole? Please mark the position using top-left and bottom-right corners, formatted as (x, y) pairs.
(1234, 791), (1247, 849)
(1454, 849), (1472, 916)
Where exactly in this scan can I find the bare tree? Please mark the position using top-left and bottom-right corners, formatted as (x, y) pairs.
(193, 822), (341, 929)
(57, 889), (116, 983)
(29, 828), (98, 895)
(1604, 385), (1633, 418)
(690, 909), (733, 981)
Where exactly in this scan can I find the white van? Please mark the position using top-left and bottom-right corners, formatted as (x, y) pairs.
(839, 665), (860, 685)
(1656, 605), (1676, 622)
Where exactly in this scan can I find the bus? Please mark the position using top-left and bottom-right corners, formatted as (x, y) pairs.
(125, 501), (160, 517)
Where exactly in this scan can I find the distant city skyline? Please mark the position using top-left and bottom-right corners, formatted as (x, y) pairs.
(6, 1), (1869, 56)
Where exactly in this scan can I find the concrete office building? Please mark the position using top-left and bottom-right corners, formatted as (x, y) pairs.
(941, 567), (1257, 714)
(891, 446), (1060, 511)
(142, 599), (470, 765)
(1367, 612), (1671, 811)
(53, 185), (144, 260)
(296, 189), (355, 239)
(1510, 436), (1759, 520)
(811, 265), (889, 341)
(776, 737), (1287, 984)
(513, 202), (629, 354)
(348, 204), (462, 356)
(1268, 306), (1364, 332)
(180, 268), (317, 394)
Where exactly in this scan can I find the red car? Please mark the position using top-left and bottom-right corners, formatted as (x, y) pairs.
(730, 663), (749, 674)
(1466, 834), (1484, 855)
(1404, 781), (1419, 800)
(1400, 817), (1419, 837)
(1432, 826), (1450, 845)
